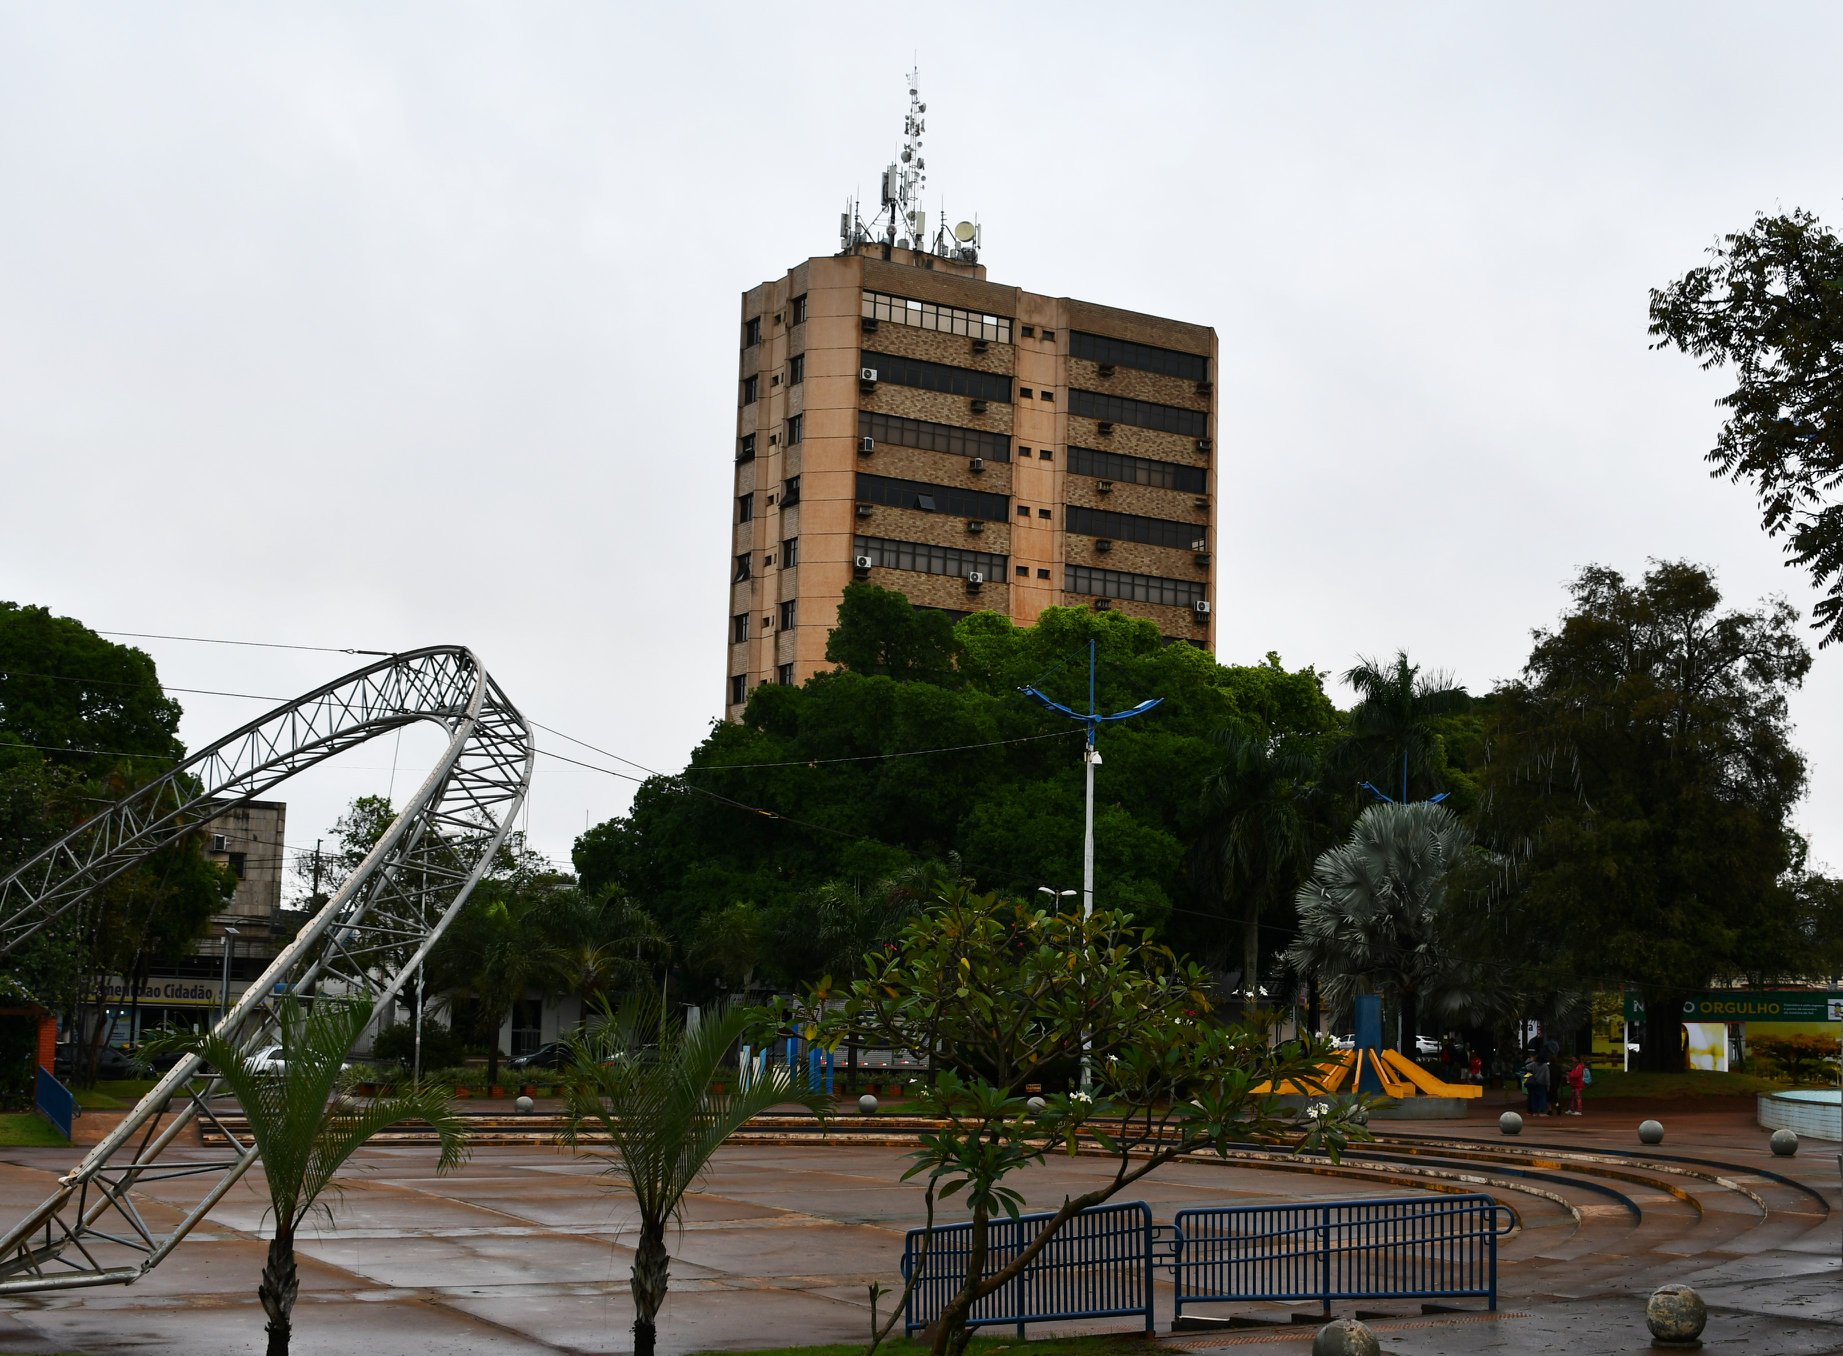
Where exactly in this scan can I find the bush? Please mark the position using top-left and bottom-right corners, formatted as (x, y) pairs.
(1749, 1034), (1841, 1085)
(370, 1020), (469, 1072)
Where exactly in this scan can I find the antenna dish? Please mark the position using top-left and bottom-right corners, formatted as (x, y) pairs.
(954, 221), (976, 243)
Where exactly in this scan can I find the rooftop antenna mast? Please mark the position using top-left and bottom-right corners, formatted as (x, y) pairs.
(840, 68), (981, 263)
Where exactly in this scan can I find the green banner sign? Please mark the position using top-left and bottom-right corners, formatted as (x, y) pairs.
(1623, 991), (1843, 1024)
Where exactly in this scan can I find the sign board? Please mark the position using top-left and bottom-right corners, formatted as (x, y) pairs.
(1624, 991), (1843, 1024)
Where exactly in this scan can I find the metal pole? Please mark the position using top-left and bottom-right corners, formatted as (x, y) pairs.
(218, 927), (239, 1026)
(1081, 739), (1097, 1094)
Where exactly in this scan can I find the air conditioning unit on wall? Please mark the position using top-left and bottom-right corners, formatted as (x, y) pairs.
(854, 554), (874, 570)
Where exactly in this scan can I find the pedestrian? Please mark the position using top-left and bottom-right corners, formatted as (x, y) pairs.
(1468, 1051), (1483, 1085)
(1528, 1057), (1551, 1116)
(1566, 1056), (1587, 1116)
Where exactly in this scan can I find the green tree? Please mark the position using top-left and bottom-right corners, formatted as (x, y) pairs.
(1286, 801), (1475, 1053)
(825, 581), (962, 681)
(0, 603), (228, 1071)
(162, 998), (468, 1356)
(528, 886), (670, 1010)
(562, 997), (828, 1356)
(1478, 561), (1810, 1068)
(1334, 651), (1470, 805)
(812, 885), (1369, 1356)
(1198, 725), (1325, 1001)
(1649, 210), (1843, 645)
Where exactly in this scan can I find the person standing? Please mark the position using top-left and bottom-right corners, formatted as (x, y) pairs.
(1566, 1057), (1588, 1116)
(1529, 1056), (1551, 1116)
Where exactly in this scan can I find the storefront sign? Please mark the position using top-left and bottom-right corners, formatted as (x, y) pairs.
(87, 977), (246, 1008)
(1624, 991), (1841, 1024)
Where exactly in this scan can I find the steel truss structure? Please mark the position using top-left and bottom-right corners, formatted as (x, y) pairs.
(0, 646), (533, 1294)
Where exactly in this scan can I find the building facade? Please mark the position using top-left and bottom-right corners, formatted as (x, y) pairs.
(726, 243), (1218, 716)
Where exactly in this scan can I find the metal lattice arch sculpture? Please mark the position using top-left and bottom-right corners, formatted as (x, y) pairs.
(0, 646), (533, 1294)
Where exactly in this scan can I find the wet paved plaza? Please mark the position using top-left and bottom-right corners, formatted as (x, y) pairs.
(0, 1103), (1838, 1355)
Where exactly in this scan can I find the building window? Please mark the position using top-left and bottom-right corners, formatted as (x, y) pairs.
(791, 294), (808, 325)
(1037, 507), (1052, 518)
(730, 674), (747, 705)
(1070, 330), (1209, 382)
(1041, 329), (1056, 341)
(1037, 568), (1051, 579)
(1016, 506), (1030, 517)
(779, 600), (796, 630)
(745, 316), (762, 346)
(1069, 388), (1207, 438)
(854, 535), (1007, 581)
(788, 353), (804, 385)
(1068, 504), (1205, 549)
(741, 375), (758, 405)
(1068, 445), (1207, 493)
(1021, 324), (1036, 337)
(861, 289), (1011, 343)
(782, 536), (798, 567)
(1039, 449), (1053, 462)
(859, 411), (1010, 462)
(1019, 388), (1034, 399)
(1066, 563), (1205, 608)
(226, 851), (246, 878)
(738, 433), (756, 461)
(862, 351), (1013, 404)
(738, 493), (754, 523)
(1016, 565), (1029, 576)
(786, 413), (804, 445)
(855, 472), (1009, 521)
(732, 613), (748, 642)
(782, 474), (801, 505)
(733, 553), (751, 582)
(777, 662), (796, 686)
(1018, 447), (1032, 457)
(1040, 391), (1054, 404)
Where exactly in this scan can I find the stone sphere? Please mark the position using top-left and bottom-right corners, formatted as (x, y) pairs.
(1311, 1317), (1381, 1356)
(1638, 1119), (1665, 1145)
(1499, 1111), (1524, 1135)
(857, 1094), (879, 1115)
(515, 1095), (534, 1114)
(1645, 1283), (1708, 1344)
(1026, 1096), (1046, 1115)
(1770, 1128), (1799, 1157)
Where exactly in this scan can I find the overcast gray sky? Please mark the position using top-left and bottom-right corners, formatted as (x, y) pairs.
(4, 2), (1841, 884)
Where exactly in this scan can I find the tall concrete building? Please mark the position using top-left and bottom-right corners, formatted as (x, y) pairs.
(725, 86), (1217, 716)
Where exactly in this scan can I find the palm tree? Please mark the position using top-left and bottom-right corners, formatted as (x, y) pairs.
(810, 860), (943, 1086)
(1285, 800), (1473, 1053)
(529, 887), (670, 1011)
(173, 997), (468, 1356)
(1197, 725), (1323, 1006)
(426, 886), (553, 1086)
(1337, 652), (1470, 803)
(562, 997), (828, 1356)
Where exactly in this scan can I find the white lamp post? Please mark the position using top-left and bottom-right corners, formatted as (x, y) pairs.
(218, 926), (240, 1026)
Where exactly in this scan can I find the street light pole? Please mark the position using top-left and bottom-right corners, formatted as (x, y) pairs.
(218, 926), (240, 1027)
(1020, 639), (1162, 1092)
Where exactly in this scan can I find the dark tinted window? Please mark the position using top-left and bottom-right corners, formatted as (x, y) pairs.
(1070, 389), (1207, 438)
(856, 473), (1009, 521)
(1071, 330), (1208, 382)
(864, 352), (1012, 404)
(1068, 445), (1207, 493)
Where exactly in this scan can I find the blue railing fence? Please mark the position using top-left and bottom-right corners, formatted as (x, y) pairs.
(35, 1065), (74, 1141)
(902, 1201), (1155, 1338)
(1172, 1193), (1515, 1320)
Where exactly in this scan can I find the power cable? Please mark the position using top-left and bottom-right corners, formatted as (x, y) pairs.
(96, 630), (390, 656)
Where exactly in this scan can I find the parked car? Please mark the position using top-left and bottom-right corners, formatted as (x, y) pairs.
(1414, 1035), (1441, 1057)
(246, 1045), (289, 1075)
(1329, 1034), (1356, 1051)
(53, 1042), (138, 1080)
(507, 1041), (573, 1072)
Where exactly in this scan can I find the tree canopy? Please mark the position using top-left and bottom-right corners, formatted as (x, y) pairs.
(1650, 209), (1843, 645)
(575, 587), (1335, 994)
(1475, 561), (1811, 1066)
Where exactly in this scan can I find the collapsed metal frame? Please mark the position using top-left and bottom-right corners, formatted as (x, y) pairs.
(0, 646), (533, 1294)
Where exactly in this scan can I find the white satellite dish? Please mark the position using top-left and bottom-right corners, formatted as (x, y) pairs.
(953, 221), (976, 243)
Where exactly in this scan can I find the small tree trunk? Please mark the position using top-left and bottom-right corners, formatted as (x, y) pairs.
(928, 1200), (988, 1356)
(259, 1227), (299, 1356)
(630, 1218), (671, 1356)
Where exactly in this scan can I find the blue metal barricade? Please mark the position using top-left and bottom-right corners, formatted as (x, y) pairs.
(902, 1201), (1154, 1338)
(1171, 1194), (1514, 1320)
(35, 1066), (74, 1141)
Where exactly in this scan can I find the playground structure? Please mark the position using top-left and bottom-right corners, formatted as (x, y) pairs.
(0, 646), (533, 1295)
(1258, 995), (1482, 1103)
